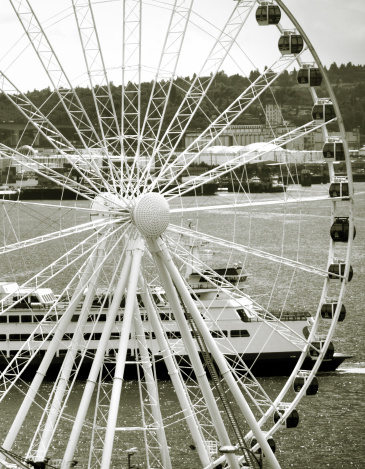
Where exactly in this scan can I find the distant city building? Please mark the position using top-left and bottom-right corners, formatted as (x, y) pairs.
(265, 103), (283, 126)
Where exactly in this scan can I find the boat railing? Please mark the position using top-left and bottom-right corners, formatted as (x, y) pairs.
(241, 311), (311, 322)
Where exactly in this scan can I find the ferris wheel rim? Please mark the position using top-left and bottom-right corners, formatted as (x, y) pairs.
(0, 1), (355, 468)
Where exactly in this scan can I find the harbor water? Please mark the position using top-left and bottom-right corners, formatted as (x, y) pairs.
(0, 184), (364, 468)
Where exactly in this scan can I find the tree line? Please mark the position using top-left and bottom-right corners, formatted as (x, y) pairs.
(0, 62), (364, 146)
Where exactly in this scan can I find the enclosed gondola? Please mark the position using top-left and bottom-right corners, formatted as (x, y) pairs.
(330, 217), (356, 242)
(328, 261), (353, 282)
(273, 404), (299, 429)
(309, 340), (335, 360)
(329, 179), (349, 198)
(321, 302), (346, 322)
(278, 31), (303, 55)
(293, 371), (319, 396)
(251, 435), (276, 455)
(312, 99), (336, 123)
(297, 66), (322, 87)
(256, 2), (281, 26)
(323, 139), (345, 162)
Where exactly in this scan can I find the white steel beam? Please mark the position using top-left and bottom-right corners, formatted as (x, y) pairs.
(153, 236), (281, 469)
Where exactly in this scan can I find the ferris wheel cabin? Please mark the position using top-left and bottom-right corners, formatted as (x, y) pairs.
(297, 66), (322, 87)
(256, 2), (281, 26)
(322, 139), (345, 162)
(312, 99), (336, 123)
(330, 216), (356, 243)
(278, 31), (304, 55)
(321, 302), (346, 322)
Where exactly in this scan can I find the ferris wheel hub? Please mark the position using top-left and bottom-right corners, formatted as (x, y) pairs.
(133, 192), (170, 238)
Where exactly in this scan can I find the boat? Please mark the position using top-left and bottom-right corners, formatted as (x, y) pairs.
(0, 266), (350, 379)
(226, 175), (287, 193)
(0, 187), (20, 201)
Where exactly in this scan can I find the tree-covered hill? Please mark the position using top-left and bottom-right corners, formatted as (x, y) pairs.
(0, 62), (364, 141)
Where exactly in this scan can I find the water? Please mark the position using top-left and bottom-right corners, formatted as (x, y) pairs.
(0, 184), (364, 468)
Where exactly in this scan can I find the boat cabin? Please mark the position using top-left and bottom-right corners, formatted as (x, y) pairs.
(0, 282), (56, 308)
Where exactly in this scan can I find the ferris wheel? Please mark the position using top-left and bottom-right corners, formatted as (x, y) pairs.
(0, 1), (355, 468)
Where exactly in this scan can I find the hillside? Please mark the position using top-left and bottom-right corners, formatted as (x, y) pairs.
(0, 62), (364, 146)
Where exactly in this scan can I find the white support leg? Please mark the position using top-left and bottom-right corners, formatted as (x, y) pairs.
(100, 238), (145, 469)
(60, 248), (134, 469)
(153, 237), (282, 469)
(150, 246), (240, 469)
(138, 274), (212, 467)
(133, 304), (172, 469)
(0, 246), (100, 459)
(35, 242), (108, 461)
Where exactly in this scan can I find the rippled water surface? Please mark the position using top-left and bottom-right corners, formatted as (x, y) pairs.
(0, 184), (364, 468)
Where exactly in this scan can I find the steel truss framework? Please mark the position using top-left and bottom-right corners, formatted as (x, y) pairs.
(0, 1), (354, 469)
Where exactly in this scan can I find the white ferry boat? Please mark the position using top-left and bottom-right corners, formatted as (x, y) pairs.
(0, 267), (350, 379)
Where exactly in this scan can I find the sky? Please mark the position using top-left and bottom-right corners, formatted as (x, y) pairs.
(0, 0), (364, 92)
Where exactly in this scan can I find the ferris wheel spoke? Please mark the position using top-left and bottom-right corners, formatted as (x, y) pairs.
(72, 0), (121, 163)
(0, 217), (123, 256)
(168, 223), (329, 278)
(164, 117), (336, 199)
(8, 0), (102, 150)
(30, 239), (121, 463)
(0, 225), (130, 430)
(0, 199), (117, 215)
(0, 71), (115, 194)
(165, 233), (310, 354)
(170, 192), (331, 215)
(155, 51), (305, 188)
(0, 236), (113, 457)
(138, 0), (194, 188)
(151, 1), (255, 175)
(0, 222), (129, 315)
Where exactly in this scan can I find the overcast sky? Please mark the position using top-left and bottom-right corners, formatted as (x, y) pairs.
(0, 0), (363, 92)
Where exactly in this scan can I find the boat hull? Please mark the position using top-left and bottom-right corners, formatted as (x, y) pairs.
(0, 351), (350, 380)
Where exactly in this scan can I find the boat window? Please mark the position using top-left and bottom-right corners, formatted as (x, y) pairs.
(236, 309), (249, 322)
(21, 315), (32, 323)
(0, 334), (6, 341)
(13, 298), (29, 308)
(110, 332), (120, 339)
(136, 294), (144, 307)
(30, 295), (40, 303)
(230, 330), (250, 338)
(71, 314), (79, 322)
(34, 315), (44, 322)
(93, 333), (102, 340)
(145, 332), (156, 339)
(211, 330), (228, 338)
(98, 314), (107, 322)
(159, 312), (170, 321)
(0, 316), (7, 323)
(9, 334), (31, 341)
(84, 333), (91, 340)
(167, 331), (181, 339)
(8, 315), (20, 323)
